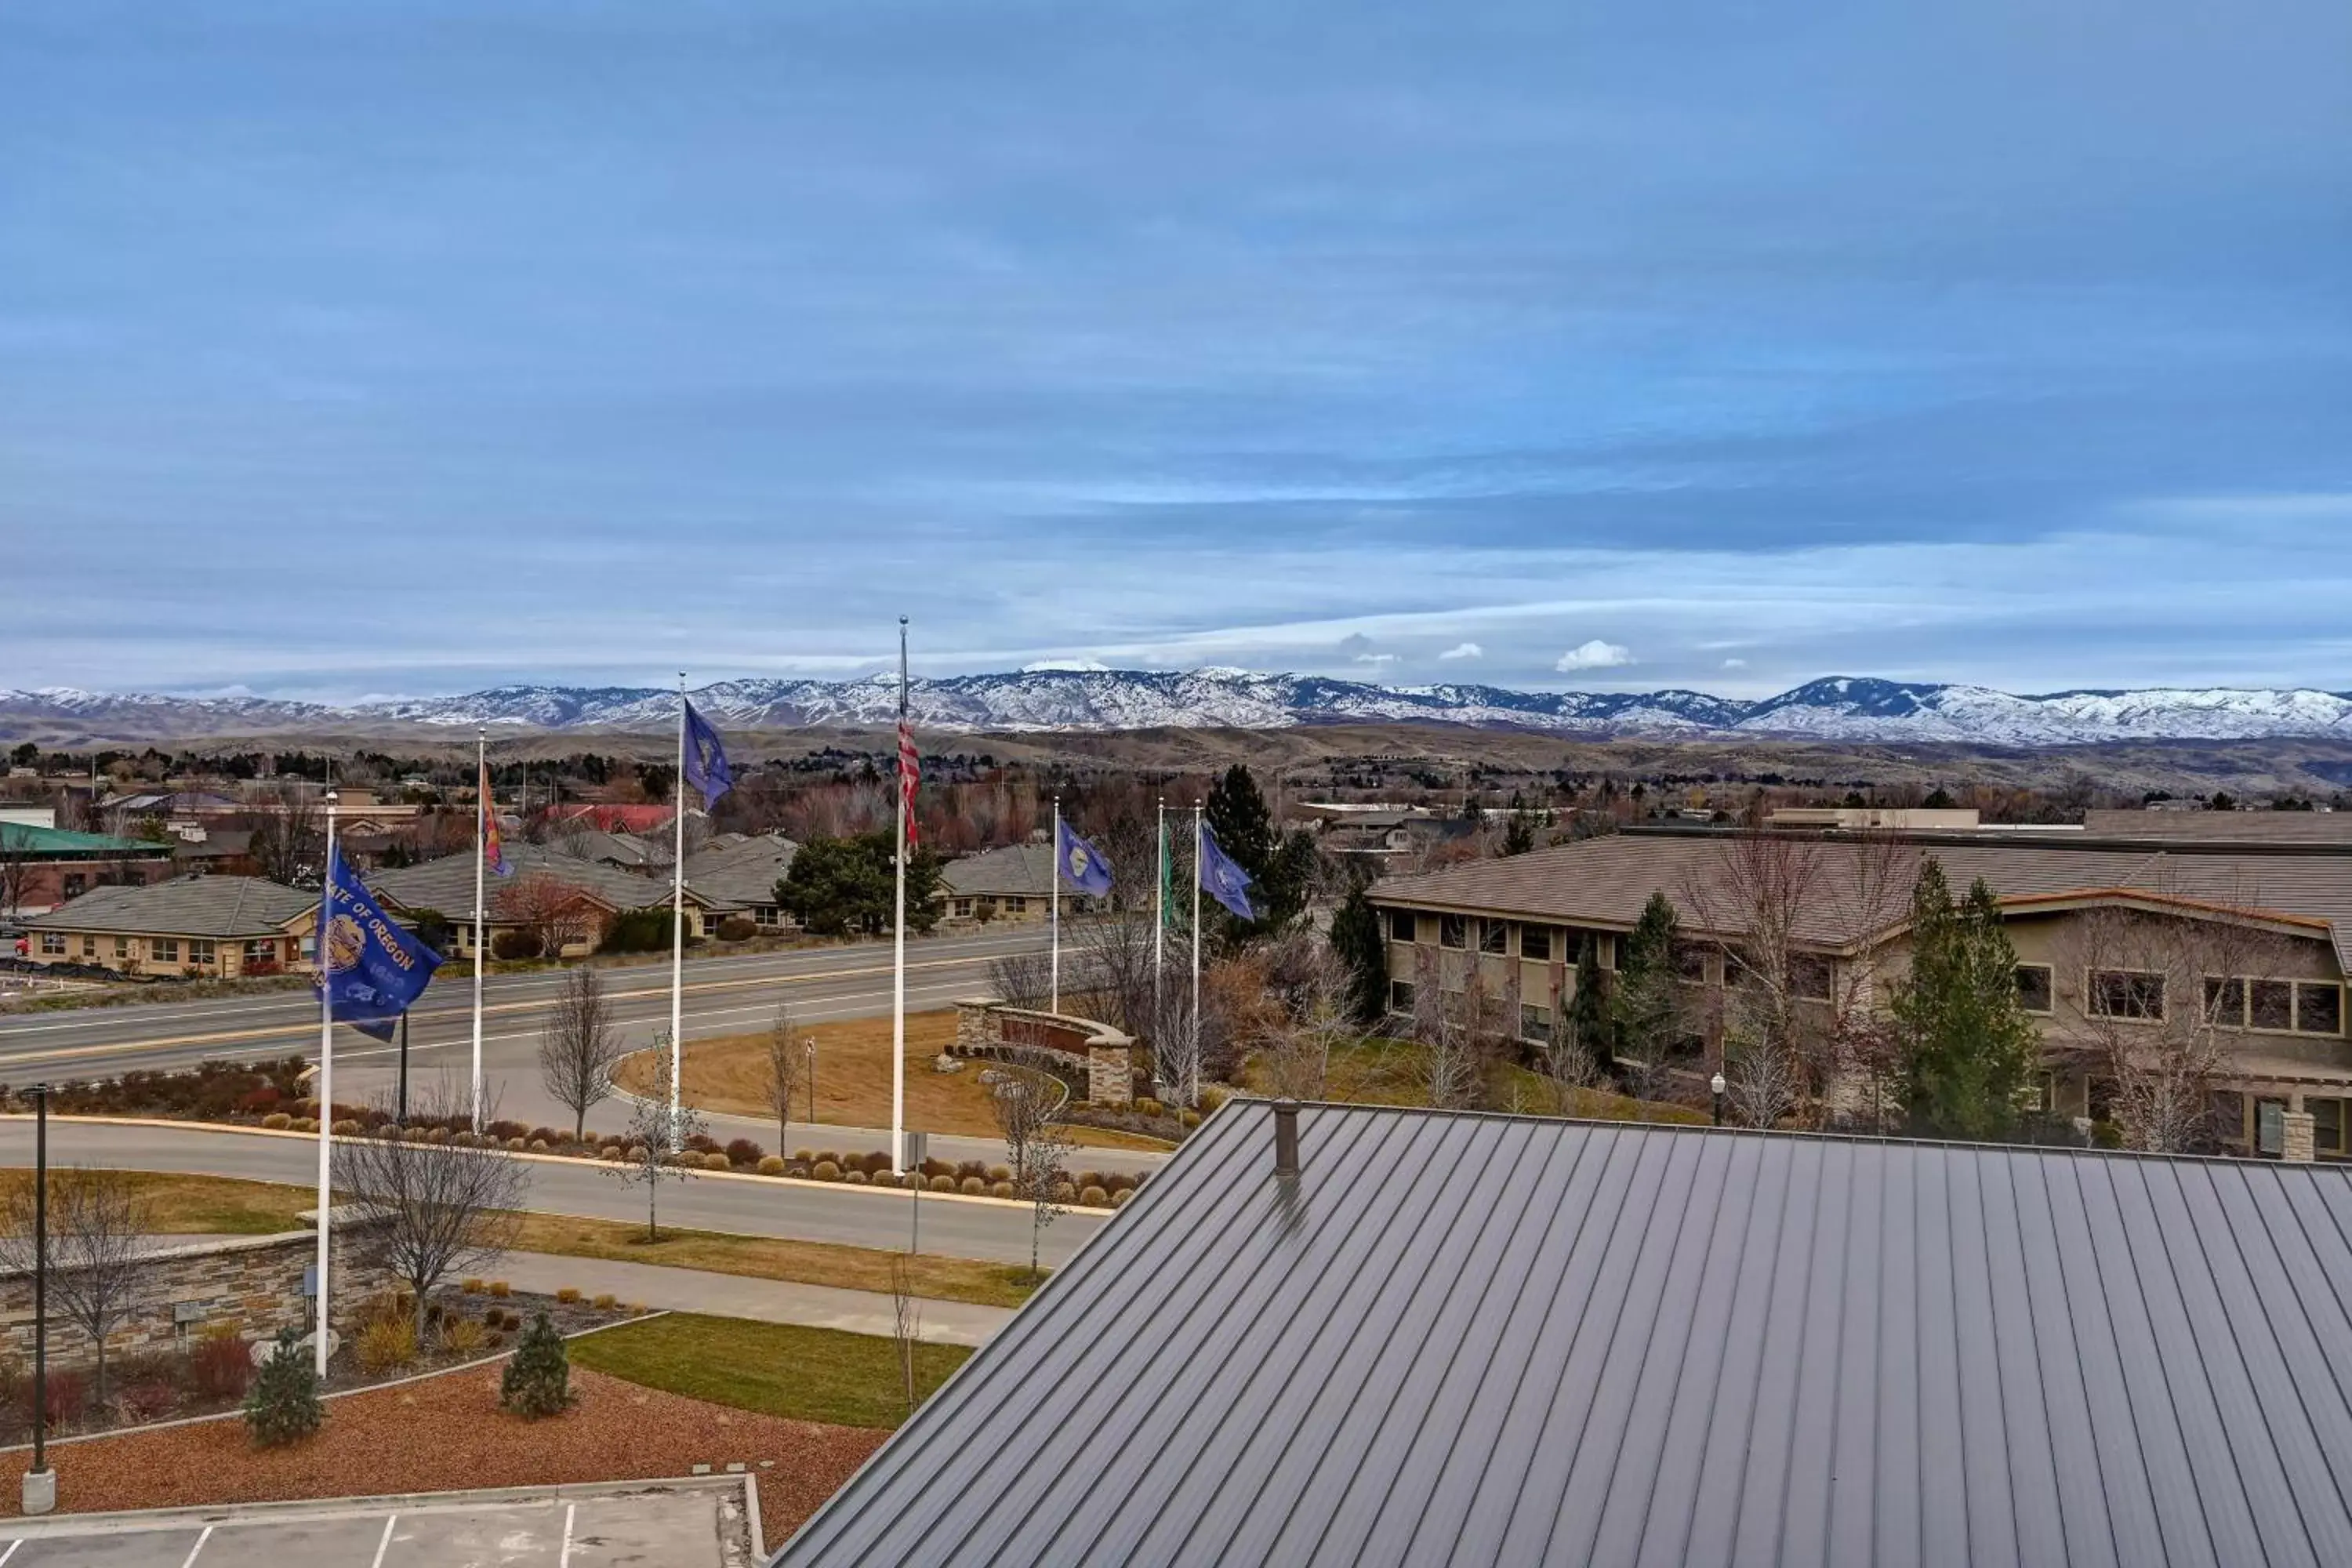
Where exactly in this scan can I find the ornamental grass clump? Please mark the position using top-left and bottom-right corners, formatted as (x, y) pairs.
(244, 1329), (322, 1447)
(499, 1312), (572, 1418)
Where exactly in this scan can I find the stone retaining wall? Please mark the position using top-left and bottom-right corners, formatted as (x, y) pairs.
(954, 1000), (1139, 1106)
(0, 1210), (394, 1367)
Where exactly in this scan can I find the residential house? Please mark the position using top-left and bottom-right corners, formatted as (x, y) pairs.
(545, 803), (680, 835)
(681, 833), (800, 931)
(169, 828), (261, 878)
(1312, 808), (1483, 861)
(0, 823), (177, 917)
(20, 877), (314, 977)
(1371, 822), (2352, 1159)
(935, 842), (1096, 925)
(775, 1102), (2352, 1566)
(366, 840), (736, 957)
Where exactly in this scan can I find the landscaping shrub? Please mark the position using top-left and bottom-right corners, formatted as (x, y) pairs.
(986, 1165), (1011, 1184)
(793, 1149), (815, 1164)
(1180, 1109), (1201, 1129)
(591, 1294), (617, 1310)
(862, 1151), (893, 1176)
(441, 1317), (488, 1355)
(190, 1329), (253, 1400)
(625, 1145), (649, 1163)
(507, 1137), (528, 1152)
(358, 1316), (418, 1374)
(684, 1132), (723, 1156)
(717, 916), (757, 942)
(1105, 1172), (1137, 1193)
(1198, 1086), (1230, 1113)
(244, 1330), (321, 1447)
(116, 1380), (180, 1423)
(289, 1118), (318, 1133)
(601, 1145), (624, 1160)
(815, 1150), (842, 1167)
(488, 1280), (512, 1298)
(491, 929), (543, 961)
(36, 1370), (87, 1430)
(956, 1160), (987, 1180)
(928, 1174), (956, 1192)
(260, 1112), (292, 1131)
(757, 1155), (786, 1175)
(703, 1152), (731, 1171)
(556, 1287), (583, 1305)
(528, 1127), (562, 1145)
(529, 1139), (550, 1152)
(1135, 1097), (1163, 1118)
(598, 909), (669, 953)
(725, 1138), (764, 1166)
(991, 1180), (1015, 1199)
(499, 1313), (572, 1418)
(844, 1170), (869, 1185)
(1050, 1181), (1076, 1203)
(812, 1161), (841, 1181)
(1080, 1185), (1111, 1207)
(960, 1176), (986, 1196)
(1112, 1189), (1134, 1207)
(1076, 1171), (1105, 1192)
(460, 1278), (484, 1294)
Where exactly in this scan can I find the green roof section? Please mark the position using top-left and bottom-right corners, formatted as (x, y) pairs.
(0, 822), (169, 857)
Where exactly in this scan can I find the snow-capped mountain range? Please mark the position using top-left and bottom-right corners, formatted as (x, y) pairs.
(6, 673), (2352, 748)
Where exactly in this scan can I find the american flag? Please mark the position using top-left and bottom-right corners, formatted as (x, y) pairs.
(896, 718), (920, 848)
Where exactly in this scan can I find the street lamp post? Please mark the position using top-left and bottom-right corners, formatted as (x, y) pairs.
(804, 1038), (817, 1127)
(1710, 1070), (1727, 1127)
(22, 1083), (53, 1515)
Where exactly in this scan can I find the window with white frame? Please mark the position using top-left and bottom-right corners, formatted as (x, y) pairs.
(1388, 978), (1416, 1014)
(1388, 908), (1417, 944)
(1478, 920), (1508, 956)
(39, 932), (64, 955)
(152, 937), (180, 964)
(2089, 968), (2164, 1021)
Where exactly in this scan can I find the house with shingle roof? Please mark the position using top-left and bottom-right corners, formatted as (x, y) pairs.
(366, 840), (736, 958)
(21, 876), (315, 976)
(681, 833), (800, 931)
(1373, 821), (2352, 1161)
(935, 841), (1100, 926)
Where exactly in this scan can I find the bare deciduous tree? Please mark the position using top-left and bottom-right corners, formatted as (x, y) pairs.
(495, 872), (596, 957)
(1248, 933), (1356, 1101)
(1018, 1116), (1075, 1283)
(0, 1167), (154, 1410)
(987, 947), (1055, 1009)
(763, 1002), (804, 1153)
(239, 788), (322, 886)
(337, 1080), (529, 1345)
(603, 1051), (706, 1240)
(536, 965), (625, 1139)
(0, 835), (34, 920)
(1076, 909), (1158, 1035)
(1723, 1036), (1801, 1127)
(1411, 946), (1494, 1110)
(989, 1066), (1065, 1185)
(889, 1254), (923, 1419)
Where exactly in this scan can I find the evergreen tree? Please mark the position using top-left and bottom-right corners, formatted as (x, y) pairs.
(244, 1327), (323, 1448)
(1569, 934), (1610, 1063)
(1891, 859), (2038, 1140)
(774, 832), (943, 936)
(1327, 882), (1387, 1023)
(1502, 811), (1537, 856)
(1203, 764), (1276, 880)
(500, 1312), (573, 1418)
(1611, 891), (1682, 1065)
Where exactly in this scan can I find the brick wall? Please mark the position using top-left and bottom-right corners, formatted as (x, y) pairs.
(0, 1212), (394, 1367)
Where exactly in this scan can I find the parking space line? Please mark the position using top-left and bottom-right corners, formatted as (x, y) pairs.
(368, 1513), (397, 1568)
(0, 1538), (20, 1564)
(558, 1503), (576, 1568)
(179, 1525), (212, 1566)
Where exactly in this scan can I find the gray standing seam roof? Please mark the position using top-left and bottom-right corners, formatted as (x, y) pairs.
(776, 1102), (2352, 1566)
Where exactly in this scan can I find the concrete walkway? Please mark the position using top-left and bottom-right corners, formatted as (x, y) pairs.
(501, 1251), (1016, 1347)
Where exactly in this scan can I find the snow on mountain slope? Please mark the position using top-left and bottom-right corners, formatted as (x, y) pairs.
(5, 671), (2352, 744)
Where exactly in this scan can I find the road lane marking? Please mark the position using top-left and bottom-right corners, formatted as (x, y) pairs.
(559, 1503), (575, 1568)
(369, 1514), (397, 1568)
(180, 1525), (212, 1566)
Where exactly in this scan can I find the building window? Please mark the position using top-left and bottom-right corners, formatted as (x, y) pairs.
(753, 906), (779, 927)
(1388, 909), (1417, 944)
(1521, 924), (1552, 963)
(1439, 914), (1467, 949)
(2089, 969), (2165, 1021)
(2016, 964), (2055, 1014)
(242, 939), (274, 964)
(1388, 978), (1415, 1014)
(950, 898), (973, 919)
(1478, 920), (1508, 956)
(188, 939), (216, 967)
(1792, 953), (1834, 1002)
(38, 932), (65, 955)
(2245, 978), (2294, 1031)
(2312, 1098), (2346, 1157)
(1671, 943), (1709, 984)
(2204, 975), (2248, 1026)
(114, 935), (130, 958)
(1519, 1004), (1552, 1042)
(1004, 898), (1026, 914)
(63, 874), (85, 898)
(78, 935), (96, 957)
(2296, 982), (2343, 1036)
(152, 938), (180, 964)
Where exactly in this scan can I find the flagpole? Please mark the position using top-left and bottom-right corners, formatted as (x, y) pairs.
(1050, 796), (1062, 1014)
(470, 727), (485, 1133)
(669, 670), (686, 1148)
(891, 617), (909, 1177)
(1190, 801), (1203, 1109)
(314, 790), (338, 1379)
(1152, 796), (1164, 1034)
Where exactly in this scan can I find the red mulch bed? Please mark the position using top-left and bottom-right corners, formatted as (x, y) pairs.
(1, 1365), (884, 1547)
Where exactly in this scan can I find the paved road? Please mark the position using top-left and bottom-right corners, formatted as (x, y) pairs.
(0, 1120), (1106, 1269)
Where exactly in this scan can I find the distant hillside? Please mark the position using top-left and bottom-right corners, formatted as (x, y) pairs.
(6, 670), (2352, 747)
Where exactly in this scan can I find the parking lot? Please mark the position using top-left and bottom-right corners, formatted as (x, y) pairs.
(0, 1478), (761, 1567)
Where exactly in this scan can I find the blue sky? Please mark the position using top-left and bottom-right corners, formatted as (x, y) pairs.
(5, 0), (2349, 702)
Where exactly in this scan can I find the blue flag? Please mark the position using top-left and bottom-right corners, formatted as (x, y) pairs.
(317, 845), (443, 1041)
(682, 699), (733, 805)
(1198, 824), (1260, 920)
(1055, 818), (1114, 897)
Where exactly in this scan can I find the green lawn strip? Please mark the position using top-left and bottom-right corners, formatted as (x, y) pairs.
(570, 1312), (970, 1428)
(34, 1171), (317, 1235)
(1243, 1036), (1708, 1125)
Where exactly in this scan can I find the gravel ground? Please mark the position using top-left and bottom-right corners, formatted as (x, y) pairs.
(0, 1363), (886, 1548)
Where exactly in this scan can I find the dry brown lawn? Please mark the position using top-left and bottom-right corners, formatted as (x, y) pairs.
(619, 1009), (1165, 1150)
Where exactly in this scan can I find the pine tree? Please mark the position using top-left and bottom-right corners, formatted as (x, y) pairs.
(1327, 883), (1386, 1023)
(1892, 861), (2038, 1139)
(1611, 892), (1682, 1068)
(244, 1327), (323, 1448)
(500, 1312), (573, 1418)
(1502, 811), (1537, 856)
(1569, 934), (1610, 1063)
(1204, 764), (1275, 879)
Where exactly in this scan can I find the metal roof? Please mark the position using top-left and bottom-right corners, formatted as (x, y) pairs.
(777, 1102), (2352, 1567)
(0, 822), (168, 858)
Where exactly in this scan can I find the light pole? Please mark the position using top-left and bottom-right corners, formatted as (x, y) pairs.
(1710, 1070), (1727, 1127)
(23, 1082), (53, 1515)
(804, 1038), (817, 1127)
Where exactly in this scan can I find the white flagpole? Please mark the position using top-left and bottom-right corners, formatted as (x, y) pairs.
(1190, 802), (1203, 1109)
(314, 790), (338, 1378)
(470, 727), (486, 1132)
(669, 670), (686, 1147)
(1152, 797), (1164, 1030)
(1050, 796), (1062, 1014)
(891, 617), (909, 1176)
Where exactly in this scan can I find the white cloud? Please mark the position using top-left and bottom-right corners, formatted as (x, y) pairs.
(1720, 657), (1748, 670)
(1438, 641), (1483, 661)
(1021, 658), (1111, 673)
(1555, 639), (1635, 673)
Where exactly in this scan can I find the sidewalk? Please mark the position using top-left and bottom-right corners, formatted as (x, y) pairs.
(500, 1252), (1016, 1347)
